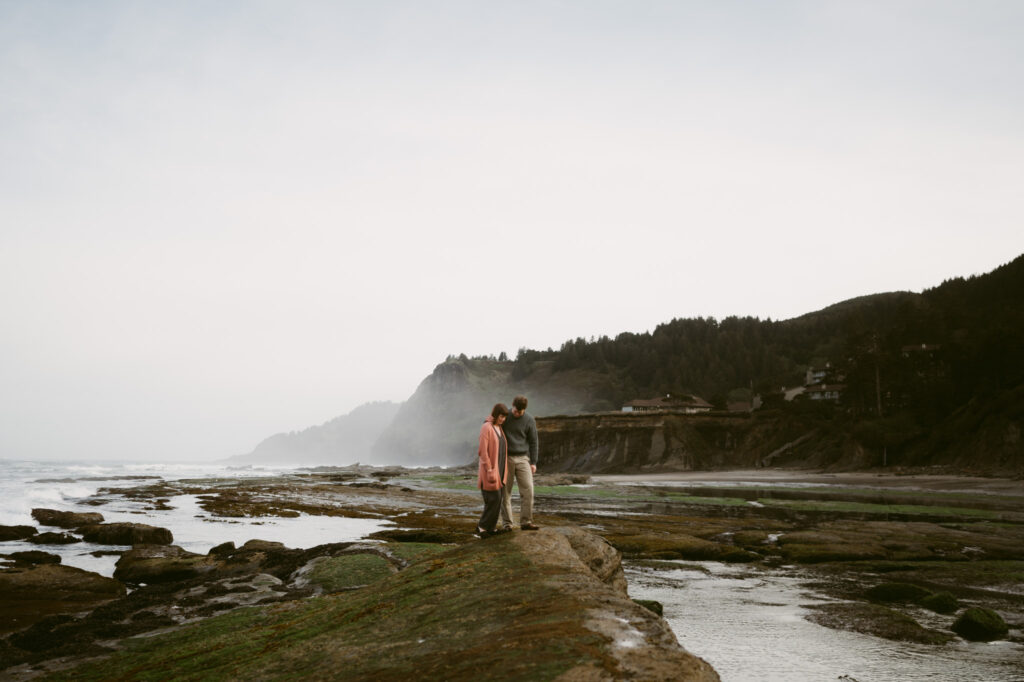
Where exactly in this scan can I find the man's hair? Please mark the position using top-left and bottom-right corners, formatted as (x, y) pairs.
(512, 395), (528, 411)
(491, 403), (509, 420)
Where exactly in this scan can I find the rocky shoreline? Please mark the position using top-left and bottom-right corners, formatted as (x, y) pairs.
(2, 466), (1023, 679)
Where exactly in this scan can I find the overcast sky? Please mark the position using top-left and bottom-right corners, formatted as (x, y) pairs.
(2, 1), (1022, 461)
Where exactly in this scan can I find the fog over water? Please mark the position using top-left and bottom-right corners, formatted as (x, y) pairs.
(2, 2), (1023, 463)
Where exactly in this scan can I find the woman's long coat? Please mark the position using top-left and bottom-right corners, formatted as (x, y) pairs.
(478, 416), (510, 491)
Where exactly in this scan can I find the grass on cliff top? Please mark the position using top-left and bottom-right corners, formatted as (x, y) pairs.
(48, 538), (611, 682)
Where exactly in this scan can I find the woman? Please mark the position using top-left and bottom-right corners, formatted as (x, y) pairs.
(477, 402), (510, 537)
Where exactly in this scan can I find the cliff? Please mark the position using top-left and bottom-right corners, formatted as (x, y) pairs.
(538, 411), (804, 473)
(538, 403), (1024, 476)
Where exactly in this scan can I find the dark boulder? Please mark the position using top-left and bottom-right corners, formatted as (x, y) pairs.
(208, 541), (236, 557)
(6, 551), (62, 565)
(28, 532), (81, 545)
(952, 607), (1009, 641)
(0, 525), (38, 541)
(31, 509), (104, 529)
(113, 545), (217, 584)
(78, 523), (173, 546)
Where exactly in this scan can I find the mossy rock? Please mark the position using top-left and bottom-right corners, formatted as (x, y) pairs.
(731, 530), (772, 548)
(920, 591), (959, 614)
(48, 530), (717, 681)
(865, 582), (932, 604)
(806, 602), (953, 645)
(780, 543), (887, 564)
(370, 529), (470, 544)
(633, 599), (663, 616)
(951, 607), (1009, 641)
(385, 542), (451, 565)
(305, 554), (394, 592)
(606, 533), (757, 563)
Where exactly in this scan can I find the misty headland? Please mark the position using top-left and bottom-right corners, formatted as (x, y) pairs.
(233, 255), (1024, 479)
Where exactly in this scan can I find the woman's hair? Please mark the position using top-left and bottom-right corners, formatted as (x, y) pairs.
(491, 403), (509, 420)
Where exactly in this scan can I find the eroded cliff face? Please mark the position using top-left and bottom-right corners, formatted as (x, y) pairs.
(538, 412), (806, 473)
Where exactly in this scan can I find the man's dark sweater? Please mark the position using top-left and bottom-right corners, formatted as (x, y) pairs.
(503, 412), (539, 465)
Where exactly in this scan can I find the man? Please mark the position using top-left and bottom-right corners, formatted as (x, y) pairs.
(499, 395), (540, 531)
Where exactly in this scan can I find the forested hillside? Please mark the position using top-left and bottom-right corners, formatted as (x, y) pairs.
(377, 255), (1024, 474)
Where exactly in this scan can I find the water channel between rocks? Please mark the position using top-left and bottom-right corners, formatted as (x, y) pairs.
(625, 561), (1024, 682)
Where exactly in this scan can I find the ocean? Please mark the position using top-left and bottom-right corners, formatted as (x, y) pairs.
(0, 459), (388, 577)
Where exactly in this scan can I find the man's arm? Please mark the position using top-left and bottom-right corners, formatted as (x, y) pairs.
(528, 418), (539, 472)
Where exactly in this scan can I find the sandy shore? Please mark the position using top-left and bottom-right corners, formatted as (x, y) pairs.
(592, 469), (1024, 496)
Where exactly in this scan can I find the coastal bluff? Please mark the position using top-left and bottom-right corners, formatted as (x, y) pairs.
(8, 527), (718, 681)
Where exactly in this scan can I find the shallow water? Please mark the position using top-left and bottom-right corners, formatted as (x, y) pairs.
(626, 561), (1024, 682)
(0, 460), (389, 576)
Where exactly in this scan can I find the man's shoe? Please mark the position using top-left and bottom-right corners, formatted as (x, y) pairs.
(521, 523), (540, 531)
(502, 524), (513, 532)
(475, 528), (492, 539)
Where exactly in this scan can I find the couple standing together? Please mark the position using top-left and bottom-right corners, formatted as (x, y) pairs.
(476, 395), (540, 538)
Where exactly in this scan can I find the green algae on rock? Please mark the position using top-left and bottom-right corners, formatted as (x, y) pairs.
(952, 607), (1009, 641)
(43, 528), (719, 681)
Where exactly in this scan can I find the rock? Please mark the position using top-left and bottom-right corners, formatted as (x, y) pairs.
(51, 527), (721, 681)
(240, 539), (285, 551)
(0, 525), (38, 541)
(552, 525), (629, 593)
(78, 523), (173, 545)
(27, 532), (81, 545)
(635, 598), (664, 616)
(31, 509), (105, 529)
(5, 551), (61, 565)
(208, 541), (236, 557)
(806, 602), (953, 645)
(369, 528), (470, 544)
(921, 591), (959, 614)
(0, 563), (126, 635)
(865, 582), (933, 604)
(952, 607), (1009, 641)
(113, 545), (217, 585)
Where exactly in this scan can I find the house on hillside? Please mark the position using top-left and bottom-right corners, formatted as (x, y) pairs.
(805, 363), (838, 386)
(622, 394), (713, 414)
(804, 384), (845, 401)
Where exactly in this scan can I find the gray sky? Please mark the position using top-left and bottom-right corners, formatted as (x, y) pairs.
(2, 1), (1022, 461)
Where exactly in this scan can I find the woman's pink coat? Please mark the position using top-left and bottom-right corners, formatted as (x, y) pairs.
(478, 416), (510, 491)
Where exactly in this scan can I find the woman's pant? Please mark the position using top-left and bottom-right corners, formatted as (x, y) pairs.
(478, 488), (502, 531)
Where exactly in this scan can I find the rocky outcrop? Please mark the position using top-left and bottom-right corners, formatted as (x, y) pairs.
(0, 525), (37, 541)
(78, 522), (173, 546)
(31, 508), (104, 529)
(6, 528), (719, 680)
(27, 532), (81, 545)
(113, 545), (218, 584)
(0, 564), (125, 636)
(2, 551), (61, 565)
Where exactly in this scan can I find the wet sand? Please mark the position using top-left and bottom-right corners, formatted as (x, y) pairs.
(593, 469), (1024, 497)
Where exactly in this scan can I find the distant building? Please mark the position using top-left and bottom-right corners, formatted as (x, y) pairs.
(622, 394), (713, 414)
(804, 384), (845, 401)
(805, 363), (834, 386)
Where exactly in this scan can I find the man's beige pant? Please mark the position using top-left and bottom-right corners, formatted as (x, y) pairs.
(499, 455), (534, 527)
